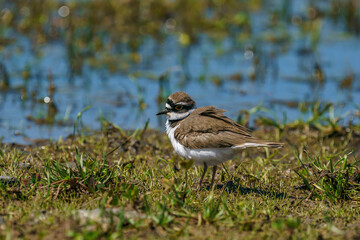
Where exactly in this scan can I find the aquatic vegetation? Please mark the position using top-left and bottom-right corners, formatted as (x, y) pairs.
(1, 0), (359, 143)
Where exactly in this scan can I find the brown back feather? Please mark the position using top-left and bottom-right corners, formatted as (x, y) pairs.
(174, 106), (283, 149)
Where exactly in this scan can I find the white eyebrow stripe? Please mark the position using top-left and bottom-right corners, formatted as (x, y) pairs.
(165, 103), (172, 109)
(176, 102), (192, 105)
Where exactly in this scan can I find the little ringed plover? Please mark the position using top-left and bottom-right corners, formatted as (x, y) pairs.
(157, 91), (283, 188)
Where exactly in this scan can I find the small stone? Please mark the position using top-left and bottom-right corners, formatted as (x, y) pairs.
(18, 163), (31, 169)
(67, 162), (77, 169)
(75, 208), (148, 225)
(0, 176), (17, 185)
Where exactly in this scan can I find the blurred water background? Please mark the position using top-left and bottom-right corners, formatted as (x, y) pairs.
(0, 0), (360, 144)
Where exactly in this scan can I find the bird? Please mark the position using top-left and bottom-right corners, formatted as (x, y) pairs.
(157, 91), (283, 188)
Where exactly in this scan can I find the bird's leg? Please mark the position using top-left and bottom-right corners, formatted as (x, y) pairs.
(199, 162), (208, 188)
(210, 165), (217, 188)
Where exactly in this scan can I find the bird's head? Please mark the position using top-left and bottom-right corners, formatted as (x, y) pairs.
(157, 91), (196, 120)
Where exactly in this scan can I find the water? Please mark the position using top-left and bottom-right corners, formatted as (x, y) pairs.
(1, 1), (360, 144)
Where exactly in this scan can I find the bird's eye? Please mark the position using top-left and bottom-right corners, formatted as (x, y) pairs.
(175, 105), (183, 110)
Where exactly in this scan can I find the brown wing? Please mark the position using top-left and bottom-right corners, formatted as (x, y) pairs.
(174, 106), (261, 149)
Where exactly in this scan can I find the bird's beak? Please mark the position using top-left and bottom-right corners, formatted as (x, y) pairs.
(156, 109), (170, 116)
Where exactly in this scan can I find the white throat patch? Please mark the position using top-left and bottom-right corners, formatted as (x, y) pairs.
(167, 109), (194, 121)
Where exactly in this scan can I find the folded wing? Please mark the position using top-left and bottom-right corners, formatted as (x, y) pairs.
(174, 106), (283, 149)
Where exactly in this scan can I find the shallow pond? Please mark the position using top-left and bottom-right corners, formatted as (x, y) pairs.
(0, 1), (359, 143)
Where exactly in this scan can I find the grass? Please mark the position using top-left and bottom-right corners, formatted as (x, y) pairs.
(1, 116), (360, 239)
(1, 1), (360, 238)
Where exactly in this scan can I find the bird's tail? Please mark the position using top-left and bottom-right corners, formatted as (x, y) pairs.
(259, 141), (284, 148)
(233, 139), (284, 150)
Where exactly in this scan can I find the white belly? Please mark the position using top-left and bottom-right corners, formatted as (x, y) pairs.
(165, 120), (236, 166)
